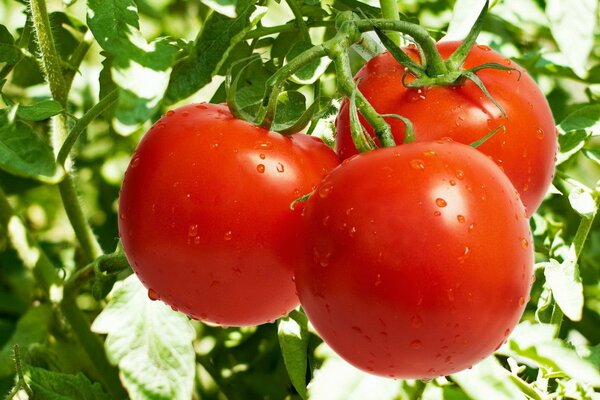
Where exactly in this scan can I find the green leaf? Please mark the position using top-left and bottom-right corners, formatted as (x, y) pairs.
(273, 91), (306, 129)
(23, 363), (111, 399)
(443, 0), (487, 41)
(91, 275), (196, 400)
(0, 24), (21, 65)
(16, 100), (63, 121)
(546, 0), (598, 77)
(582, 148), (600, 166)
(278, 310), (310, 399)
(200, 0), (238, 18)
(166, 0), (266, 103)
(558, 105), (600, 137)
(308, 343), (402, 399)
(543, 258), (584, 321)
(0, 110), (61, 183)
(87, 0), (180, 134)
(0, 305), (53, 377)
(568, 184), (597, 218)
(286, 41), (331, 85)
(502, 322), (600, 386)
(451, 357), (527, 400)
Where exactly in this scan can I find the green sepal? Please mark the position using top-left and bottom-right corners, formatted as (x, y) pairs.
(225, 56), (262, 123)
(445, 0), (490, 70)
(470, 125), (505, 148)
(463, 70), (507, 117)
(349, 88), (377, 153)
(380, 113), (415, 144)
(369, 26), (425, 79)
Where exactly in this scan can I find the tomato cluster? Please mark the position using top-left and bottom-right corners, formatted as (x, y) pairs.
(119, 43), (554, 378)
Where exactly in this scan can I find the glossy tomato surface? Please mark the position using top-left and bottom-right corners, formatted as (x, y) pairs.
(336, 41), (556, 216)
(296, 140), (533, 378)
(119, 103), (339, 326)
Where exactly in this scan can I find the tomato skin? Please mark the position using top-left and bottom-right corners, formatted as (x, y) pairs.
(335, 41), (556, 217)
(119, 103), (339, 326)
(296, 141), (533, 378)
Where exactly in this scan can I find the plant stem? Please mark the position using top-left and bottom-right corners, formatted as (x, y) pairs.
(29, 0), (104, 263)
(244, 20), (334, 39)
(333, 53), (395, 147)
(58, 175), (104, 263)
(0, 186), (60, 292)
(286, 0), (310, 42)
(355, 19), (447, 76)
(57, 89), (119, 167)
(29, 0), (67, 105)
(64, 30), (95, 94)
(378, 0), (400, 45)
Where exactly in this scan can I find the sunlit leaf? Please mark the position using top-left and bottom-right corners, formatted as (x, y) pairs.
(543, 258), (584, 321)
(22, 363), (111, 399)
(278, 310), (310, 399)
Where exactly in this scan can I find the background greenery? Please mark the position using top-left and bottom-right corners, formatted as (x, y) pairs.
(0, 0), (599, 398)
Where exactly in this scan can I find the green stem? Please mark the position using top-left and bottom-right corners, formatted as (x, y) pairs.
(378, 0), (400, 45)
(256, 44), (327, 128)
(0, 186), (60, 292)
(57, 89), (119, 167)
(64, 30), (94, 94)
(60, 295), (126, 398)
(355, 19), (447, 76)
(333, 53), (395, 147)
(286, 0), (310, 42)
(58, 175), (104, 263)
(29, 0), (67, 105)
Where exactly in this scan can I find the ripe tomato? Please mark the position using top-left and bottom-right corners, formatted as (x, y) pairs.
(119, 103), (339, 326)
(296, 140), (533, 378)
(335, 41), (556, 217)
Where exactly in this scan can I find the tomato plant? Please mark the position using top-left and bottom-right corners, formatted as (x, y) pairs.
(335, 41), (557, 216)
(118, 103), (339, 326)
(296, 140), (533, 378)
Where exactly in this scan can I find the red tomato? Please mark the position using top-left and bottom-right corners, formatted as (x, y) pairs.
(296, 140), (533, 378)
(119, 103), (339, 326)
(336, 41), (556, 217)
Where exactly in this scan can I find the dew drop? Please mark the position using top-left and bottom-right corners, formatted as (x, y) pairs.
(449, 179), (456, 186)
(476, 44), (491, 51)
(435, 198), (447, 207)
(457, 215), (465, 223)
(520, 238), (529, 248)
(374, 273), (382, 286)
(259, 153), (266, 159)
(256, 164), (265, 173)
(318, 183), (334, 198)
(276, 163), (285, 173)
(322, 215), (330, 226)
(535, 128), (544, 139)
(468, 223), (475, 232)
(504, 328), (510, 337)
(119, 212), (127, 220)
(458, 246), (470, 263)
(195, 103), (208, 110)
(210, 142), (219, 149)
(422, 150), (436, 157)
(518, 296), (525, 306)
(130, 157), (140, 168)
(410, 159), (425, 170)
(348, 226), (357, 238)
(411, 315), (423, 328)
(455, 170), (465, 180)
(181, 111), (190, 117)
(148, 288), (159, 301)
(410, 340), (422, 349)
(166, 110), (175, 116)
(433, 211), (441, 216)
(254, 141), (272, 150)
(352, 326), (362, 334)
(447, 288), (455, 301)
(188, 224), (198, 237)
(224, 230), (233, 241)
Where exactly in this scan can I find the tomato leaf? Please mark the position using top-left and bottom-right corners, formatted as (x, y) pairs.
(558, 104), (600, 137)
(501, 322), (600, 386)
(15, 100), (63, 121)
(87, 0), (180, 135)
(166, 0), (266, 103)
(451, 357), (528, 400)
(0, 305), (53, 378)
(200, 0), (238, 18)
(0, 24), (20, 65)
(287, 40), (332, 85)
(278, 310), (310, 400)
(21, 363), (111, 399)
(546, 0), (598, 78)
(0, 110), (61, 183)
(543, 258), (584, 322)
(91, 275), (196, 400)
(567, 184), (597, 219)
(308, 343), (403, 399)
(582, 148), (600, 166)
(442, 0), (488, 42)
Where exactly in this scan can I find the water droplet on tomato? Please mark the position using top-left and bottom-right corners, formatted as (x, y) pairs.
(166, 110), (175, 117)
(171, 305), (179, 312)
(254, 141), (272, 150)
(504, 328), (510, 337)
(259, 153), (266, 159)
(119, 212), (126, 220)
(276, 163), (285, 173)
(504, 58), (511, 65)
(352, 326), (362, 334)
(455, 170), (465, 180)
(148, 288), (159, 301)
(520, 237), (529, 248)
(447, 288), (455, 301)
(458, 246), (470, 263)
(536, 128), (544, 139)
(468, 223), (475, 232)
(256, 164), (265, 173)
(518, 296), (525, 306)
(410, 339), (422, 349)
(130, 157), (140, 168)
(195, 103), (207, 109)
(449, 179), (456, 186)
(181, 111), (190, 117)
(433, 211), (441, 216)
(318, 183), (333, 198)
(411, 315), (423, 328)
(457, 215), (465, 223)
(224, 230), (233, 240)
(476, 44), (491, 51)
(374, 273), (382, 286)
(348, 226), (357, 238)
(435, 198), (447, 207)
(410, 159), (425, 170)
(188, 224), (198, 237)
(422, 150), (436, 157)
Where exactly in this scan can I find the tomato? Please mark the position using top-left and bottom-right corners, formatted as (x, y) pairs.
(335, 41), (556, 217)
(119, 103), (339, 326)
(295, 140), (533, 378)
